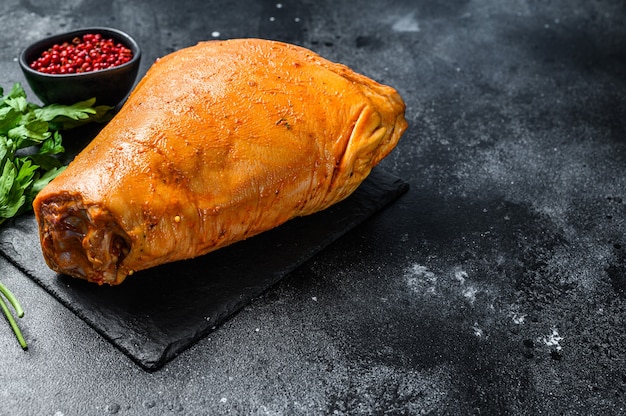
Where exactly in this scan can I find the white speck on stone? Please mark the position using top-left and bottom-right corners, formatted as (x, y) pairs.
(311, 296), (318, 302)
(463, 286), (478, 304)
(511, 313), (526, 325)
(541, 328), (563, 351)
(454, 270), (468, 284)
(472, 323), (484, 338)
(276, 3), (283, 8)
(269, 16), (276, 22)
(405, 263), (437, 295)
(211, 31), (220, 38)
(294, 17), (300, 22)
(255, 327), (260, 332)
(220, 397), (227, 404)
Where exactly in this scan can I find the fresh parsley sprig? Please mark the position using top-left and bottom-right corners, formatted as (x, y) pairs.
(0, 82), (113, 349)
(0, 83), (112, 224)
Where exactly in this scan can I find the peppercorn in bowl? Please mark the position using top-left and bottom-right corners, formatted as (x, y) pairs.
(19, 27), (141, 107)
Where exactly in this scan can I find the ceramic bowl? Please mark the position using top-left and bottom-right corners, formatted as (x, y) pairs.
(19, 27), (141, 107)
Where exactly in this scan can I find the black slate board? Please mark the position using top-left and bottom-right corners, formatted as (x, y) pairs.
(0, 168), (408, 371)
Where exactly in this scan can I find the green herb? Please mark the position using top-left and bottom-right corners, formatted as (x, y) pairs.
(0, 82), (113, 349)
(0, 280), (26, 349)
(0, 82), (112, 224)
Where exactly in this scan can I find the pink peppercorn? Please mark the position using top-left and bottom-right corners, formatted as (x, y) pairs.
(30, 33), (133, 74)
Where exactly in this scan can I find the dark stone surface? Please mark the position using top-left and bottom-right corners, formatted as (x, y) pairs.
(0, 0), (625, 414)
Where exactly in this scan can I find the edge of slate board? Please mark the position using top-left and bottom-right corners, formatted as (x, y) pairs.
(0, 168), (409, 371)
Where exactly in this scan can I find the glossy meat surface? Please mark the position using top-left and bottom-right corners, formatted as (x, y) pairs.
(33, 38), (407, 285)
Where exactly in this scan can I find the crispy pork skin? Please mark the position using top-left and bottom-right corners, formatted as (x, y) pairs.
(33, 38), (407, 285)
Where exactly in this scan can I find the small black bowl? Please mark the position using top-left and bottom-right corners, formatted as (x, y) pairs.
(19, 27), (141, 107)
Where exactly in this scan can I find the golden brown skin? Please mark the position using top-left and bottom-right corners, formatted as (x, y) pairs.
(33, 38), (407, 285)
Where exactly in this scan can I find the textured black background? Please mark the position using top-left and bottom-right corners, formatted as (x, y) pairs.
(0, 0), (625, 414)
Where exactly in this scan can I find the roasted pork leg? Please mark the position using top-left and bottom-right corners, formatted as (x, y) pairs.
(33, 38), (407, 285)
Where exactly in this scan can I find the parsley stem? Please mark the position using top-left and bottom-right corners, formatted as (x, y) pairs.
(0, 281), (24, 317)
(0, 281), (27, 349)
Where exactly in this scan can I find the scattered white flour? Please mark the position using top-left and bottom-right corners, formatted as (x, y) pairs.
(462, 286), (479, 304)
(454, 270), (468, 284)
(455, 269), (479, 305)
(510, 312), (526, 325)
(472, 322), (485, 338)
(541, 328), (563, 351)
(405, 264), (437, 295)
(405, 264), (480, 302)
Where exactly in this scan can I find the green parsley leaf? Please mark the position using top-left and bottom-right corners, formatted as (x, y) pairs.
(36, 97), (113, 130)
(0, 82), (112, 225)
(0, 158), (26, 220)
